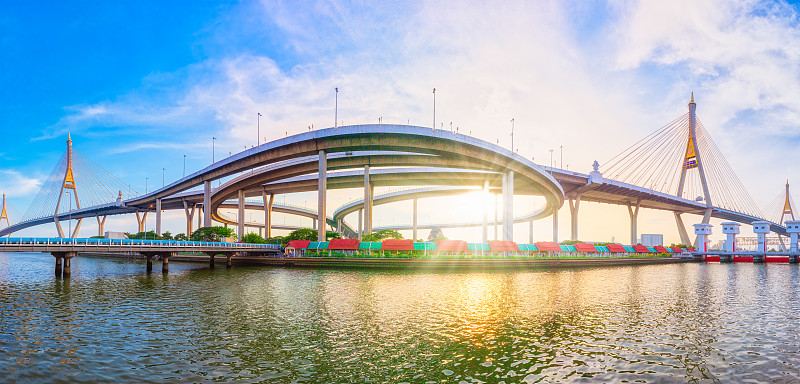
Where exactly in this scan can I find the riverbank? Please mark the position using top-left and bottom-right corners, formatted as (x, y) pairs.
(158, 253), (694, 270)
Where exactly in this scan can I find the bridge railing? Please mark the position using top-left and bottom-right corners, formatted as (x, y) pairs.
(0, 237), (282, 251)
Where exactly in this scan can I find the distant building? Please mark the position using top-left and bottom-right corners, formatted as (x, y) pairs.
(105, 231), (125, 239)
(427, 227), (445, 241)
(640, 234), (664, 246)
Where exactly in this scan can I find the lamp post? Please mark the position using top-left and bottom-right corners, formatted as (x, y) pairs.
(183, 155), (186, 178)
(162, 168), (166, 188)
(432, 88), (436, 129)
(212, 137), (217, 163)
(549, 150), (553, 169)
(335, 88), (338, 130)
(510, 118), (515, 152)
(145, 177), (149, 194)
(257, 112), (262, 147)
(560, 145), (563, 168)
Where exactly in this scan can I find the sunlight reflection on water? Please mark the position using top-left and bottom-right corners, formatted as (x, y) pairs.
(1, 253), (800, 383)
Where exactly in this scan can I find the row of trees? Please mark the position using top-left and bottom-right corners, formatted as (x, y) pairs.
(123, 226), (237, 242)
(119, 227), (407, 245)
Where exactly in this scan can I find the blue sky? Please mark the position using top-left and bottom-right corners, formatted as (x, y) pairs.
(2, 0), (800, 243)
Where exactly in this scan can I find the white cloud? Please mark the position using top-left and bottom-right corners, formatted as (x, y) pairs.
(0, 170), (41, 198)
(24, 0), (800, 244)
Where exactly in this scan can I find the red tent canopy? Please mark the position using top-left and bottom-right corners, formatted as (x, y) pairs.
(671, 247), (684, 253)
(687, 247), (696, 252)
(632, 245), (650, 253)
(328, 239), (360, 250)
(535, 242), (561, 252)
(654, 246), (669, 253)
(574, 243), (597, 252)
(606, 243), (626, 252)
(382, 239), (414, 251)
(488, 241), (519, 251)
(287, 240), (310, 249)
(437, 240), (468, 251)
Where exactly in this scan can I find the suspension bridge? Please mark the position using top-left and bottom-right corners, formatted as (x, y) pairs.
(0, 95), (794, 260)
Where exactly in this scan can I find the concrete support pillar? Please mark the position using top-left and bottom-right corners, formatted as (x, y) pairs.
(786, 221), (800, 253)
(54, 254), (63, 277)
(162, 254), (170, 274)
(568, 193), (581, 241)
(237, 189), (245, 240)
(263, 191), (274, 239)
(482, 180), (489, 243)
(203, 180), (212, 227)
(63, 255), (72, 276)
(721, 222), (740, 252)
(627, 199), (641, 245)
(209, 253), (215, 268)
(503, 171), (514, 241)
(552, 210), (558, 243)
(337, 219), (342, 235)
(412, 198), (418, 241)
(358, 209), (363, 240)
(529, 219), (534, 244)
(226, 254), (232, 269)
(752, 221), (771, 254)
(155, 198), (162, 236)
(674, 213), (692, 246)
(693, 223), (712, 253)
(363, 165), (372, 235)
(136, 211), (147, 233)
(312, 219), (317, 230)
(197, 206), (202, 232)
(318, 151), (327, 242)
(494, 193), (499, 241)
(786, 220), (800, 263)
(96, 215), (106, 237)
(146, 254), (153, 273)
(183, 200), (195, 238)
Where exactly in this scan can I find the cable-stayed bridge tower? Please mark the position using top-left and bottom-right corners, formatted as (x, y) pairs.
(675, 93), (713, 246)
(1, 193), (10, 233)
(19, 133), (138, 238)
(54, 133), (82, 237)
(602, 94), (767, 247)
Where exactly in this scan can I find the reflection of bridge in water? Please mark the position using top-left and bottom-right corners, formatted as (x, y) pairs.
(0, 95), (796, 253)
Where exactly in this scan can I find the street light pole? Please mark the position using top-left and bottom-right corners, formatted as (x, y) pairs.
(510, 118), (515, 152)
(432, 88), (436, 130)
(212, 137), (217, 163)
(257, 112), (262, 146)
(162, 168), (166, 188)
(549, 150), (553, 169)
(560, 145), (563, 168)
(183, 155), (186, 178)
(335, 88), (338, 130)
(145, 178), (149, 194)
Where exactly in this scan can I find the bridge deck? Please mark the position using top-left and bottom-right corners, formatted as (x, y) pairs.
(0, 238), (282, 255)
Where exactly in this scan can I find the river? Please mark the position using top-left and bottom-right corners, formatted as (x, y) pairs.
(1, 252), (799, 383)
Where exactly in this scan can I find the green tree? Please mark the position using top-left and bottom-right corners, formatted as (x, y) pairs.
(174, 233), (188, 241)
(265, 236), (286, 245)
(362, 229), (403, 242)
(190, 226), (237, 242)
(161, 231), (174, 240)
(284, 229), (340, 242)
(125, 231), (161, 240)
(242, 233), (266, 244)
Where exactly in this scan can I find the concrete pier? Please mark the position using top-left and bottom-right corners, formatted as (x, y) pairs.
(54, 254), (63, 277)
